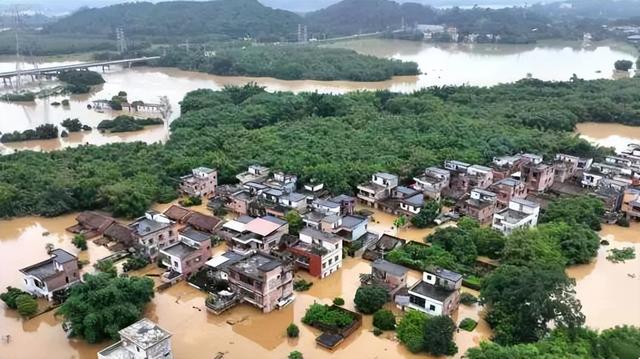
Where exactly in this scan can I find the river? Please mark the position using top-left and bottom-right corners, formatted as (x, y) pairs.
(576, 122), (640, 152)
(0, 39), (637, 154)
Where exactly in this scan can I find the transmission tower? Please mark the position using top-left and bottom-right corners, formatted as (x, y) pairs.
(116, 27), (127, 53)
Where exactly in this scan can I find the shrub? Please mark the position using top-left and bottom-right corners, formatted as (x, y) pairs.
(617, 217), (630, 227)
(397, 310), (428, 353)
(286, 323), (299, 338)
(423, 315), (458, 356)
(181, 196), (202, 207)
(354, 286), (388, 314)
(607, 247), (636, 263)
(123, 256), (150, 272)
(288, 351), (303, 359)
(459, 318), (478, 331)
(16, 294), (38, 317)
(333, 297), (345, 306)
(463, 275), (482, 290)
(293, 279), (313, 292)
(373, 327), (383, 336)
(95, 260), (117, 277)
(61, 118), (83, 132)
(373, 309), (396, 330)
(460, 292), (478, 305)
(1, 287), (31, 309)
(302, 303), (354, 328)
(72, 234), (88, 251)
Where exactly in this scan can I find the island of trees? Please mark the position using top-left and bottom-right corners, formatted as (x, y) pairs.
(154, 45), (419, 82)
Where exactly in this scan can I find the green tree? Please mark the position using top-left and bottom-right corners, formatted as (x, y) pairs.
(423, 315), (458, 356)
(72, 234), (88, 251)
(411, 200), (441, 228)
(0, 287), (30, 309)
(288, 351), (303, 359)
(372, 309), (396, 330)
(332, 297), (345, 306)
(284, 210), (303, 235)
(286, 323), (299, 338)
(500, 229), (566, 268)
(15, 294), (38, 317)
(353, 286), (388, 314)
(614, 59), (634, 72)
(397, 310), (428, 353)
(481, 265), (585, 345)
(394, 214), (407, 230)
(541, 196), (604, 231)
(94, 260), (117, 277)
(427, 227), (478, 266)
(537, 222), (599, 265)
(56, 273), (154, 343)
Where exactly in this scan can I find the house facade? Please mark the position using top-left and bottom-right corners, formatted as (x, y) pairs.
(20, 249), (80, 300)
(130, 211), (178, 261)
(287, 227), (343, 279)
(458, 188), (497, 225)
(404, 268), (462, 316)
(413, 167), (450, 200)
(370, 259), (409, 296)
(97, 319), (172, 359)
(621, 188), (640, 220)
(228, 216), (289, 255)
(226, 252), (295, 313)
(492, 198), (541, 235)
(489, 178), (528, 209)
(522, 161), (555, 192)
(179, 167), (217, 198)
(159, 227), (212, 282)
(357, 173), (399, 208)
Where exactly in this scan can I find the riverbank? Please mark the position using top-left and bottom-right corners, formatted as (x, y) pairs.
(577, 122), (640, 152)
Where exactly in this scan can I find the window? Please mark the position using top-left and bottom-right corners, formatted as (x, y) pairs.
(429, 304), (436, 311)
(334, 255), (339, 262)
(409, 295), (426, 308)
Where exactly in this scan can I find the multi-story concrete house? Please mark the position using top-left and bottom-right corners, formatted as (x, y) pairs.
(489, 178), (528, 209)
(228, 216), (289, 255)
(226, 252), (294, 313)
(287, 227), (343, 279)
(130, 211), (178, 261)
(521, 160), (555, 193)
(369, 259), (409, 297)
(581, 172), (604, 188)
(236, 165), (270, 184)
(458, 188), (497, 225)
(226, 190), (257, 215)
(329, 194), (356, 215)
(412, 167), (451, 200)
(357, 173), (399, 208)
(466, 165), (494, 189)
(160, 227), (212, 282)
(380, 186), (424, 217)
(555, 153), (593, 171)
(621, 188), (640, 220)
(403, 268), (462, 316)
(20, 249), (80, 300)
(491, 154), (528, 181)
(97, 319), (173, 359)
(492, 198), (541, 235)
(278, 192), (307, 212)
(179, 167), (217, 198)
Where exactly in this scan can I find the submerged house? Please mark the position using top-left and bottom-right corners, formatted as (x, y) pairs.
(368, 259), (409, 297)
(97, 319), (173, 359)
(412, 167), (450, 200)
(20, 249), (80, 301)
(227, 216), (289, 255)
(489, 178), (528, 209)
(621, 188), (640, 220)
(401, 267), (462, 316)
(66, 211), (115, 239)
(458, 188), (498, 225)
(159, 227), (212, 283)
(287, 227), (343, 279)
(129, 211), (178, 261)
(492, 198), (540, 235)
(357, 173), (399, 208)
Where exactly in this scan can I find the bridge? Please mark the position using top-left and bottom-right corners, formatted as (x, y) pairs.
(0, 56), (161, 85)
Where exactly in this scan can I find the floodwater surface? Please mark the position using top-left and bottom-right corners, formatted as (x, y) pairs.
(576, 122), (640, 153)
(1, 39), (636, 153)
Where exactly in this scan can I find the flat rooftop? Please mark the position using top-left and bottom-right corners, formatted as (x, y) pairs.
(118, 318), (171, 350)
(161, 242), (198, 259)
(230, 253), (283, 278)
(409, 281), (455, 302)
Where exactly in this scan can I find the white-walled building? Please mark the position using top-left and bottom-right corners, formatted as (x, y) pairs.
(403, 268), (462, 316)
(97, 319), (173, 359)
(492, 198), (540, 235)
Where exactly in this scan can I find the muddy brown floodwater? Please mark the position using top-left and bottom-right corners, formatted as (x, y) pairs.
(0, 203), (636, 358)
(576, 122), (640, 153)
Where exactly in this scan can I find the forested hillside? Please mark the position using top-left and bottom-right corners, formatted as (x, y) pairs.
(45, 0), (302, 42)
(2, 77), (639, 219)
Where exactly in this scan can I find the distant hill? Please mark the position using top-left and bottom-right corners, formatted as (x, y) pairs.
(45, 0), (303, 41)
(305, 0), (438, 37)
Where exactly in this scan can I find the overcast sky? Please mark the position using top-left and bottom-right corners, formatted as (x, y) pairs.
(0, 0), (551, 16)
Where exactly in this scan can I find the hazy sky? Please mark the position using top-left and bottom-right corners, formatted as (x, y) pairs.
(1, 0), (540, 15)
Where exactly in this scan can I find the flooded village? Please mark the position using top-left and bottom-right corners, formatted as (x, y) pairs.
(1, 131), (639, 358)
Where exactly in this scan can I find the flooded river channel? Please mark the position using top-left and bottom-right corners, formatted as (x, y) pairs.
(0, 39), (637, 154)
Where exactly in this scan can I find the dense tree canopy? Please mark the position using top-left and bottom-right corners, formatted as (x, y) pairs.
(1, 78), (634, 219)
(541, 195), (606, 231)
(155, 45), (419, 81)
(481, 264), (585, 345)
(353, 285), (388, 314)
(56, 273), (154, 343)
